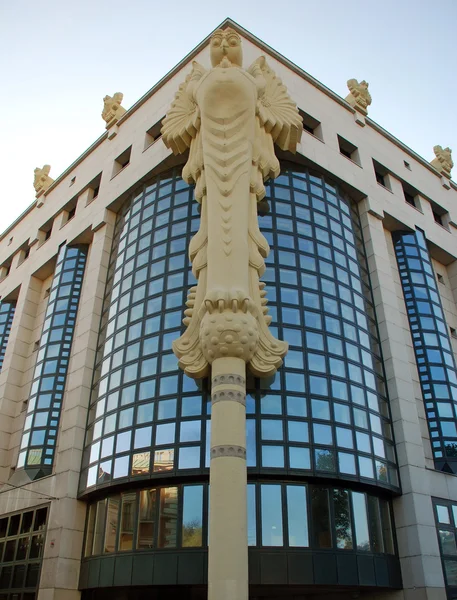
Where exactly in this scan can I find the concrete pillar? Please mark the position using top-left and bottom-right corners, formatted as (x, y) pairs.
(208, 356), (248, 600)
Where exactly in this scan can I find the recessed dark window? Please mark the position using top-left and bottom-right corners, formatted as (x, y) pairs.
(430, 201), (448, 228)
(23, 247), (30, 261)
(404, 160), (411, 170)
(92, 185), (99, 199)
(70, 176), (76, 187)
(338, 135), (360, 164)
(67, 207), (76, 221)
(144, 118), (164, 149)
(450, 327), (457, 339)
(373, 160), (390, 190)
(113, 146), (132, 177)
(298, 110), (323, 140)
(437, 274), (445, 285)
(402, 182), (420, 209)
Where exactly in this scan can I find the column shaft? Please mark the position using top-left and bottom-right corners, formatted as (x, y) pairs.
(208, 357), (248, 600)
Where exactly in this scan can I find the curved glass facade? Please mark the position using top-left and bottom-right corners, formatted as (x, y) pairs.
(80, 165), (398, 495)
(394, 230), (457, 472)
(82, 482), (394, 555)
(18, 244), (88, 478)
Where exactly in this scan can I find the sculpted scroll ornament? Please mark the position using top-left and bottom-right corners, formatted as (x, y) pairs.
(162, 29), (302, 379)
(101, 92), (126, 128)
(431, 145), (453, 177)
(345, 79), (372, 115)
(33, 165), (54, 197)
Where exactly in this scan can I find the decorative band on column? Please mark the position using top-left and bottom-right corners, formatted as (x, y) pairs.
(212, 374), (245, 388)
(210, 445), (247, 460)
(211, 389), (246, 405)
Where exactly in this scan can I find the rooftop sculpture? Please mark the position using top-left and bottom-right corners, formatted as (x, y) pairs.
(33, 165), (54, 198)
(345, 78), (372, 115)
(431, 145), (453, 177)
(101, 92), (126, 128)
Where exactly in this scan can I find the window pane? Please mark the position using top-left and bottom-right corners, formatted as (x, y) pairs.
(261, 485), (283, 546)
(439, 530), (457, 555)
(247, 484), (256, 546)
(138, 489), (156, 550)
(444, 559), (457, 585)
(379, 498), (394, 554)
(286, 485), (308, 547)
(104, 496), (120, 553)
(182, 486), (203, 547)
(437, 504), (450, 524)
(352, 492), (370, 551)
(333, 488), (353, 549)
(367, 496), (384, 553)
(311, 487), (331, 548)
(119, 492), (136, 551)
(93, 500), (106, 555)
(158, 487), (178, 548)
(84, 504), (96, 557)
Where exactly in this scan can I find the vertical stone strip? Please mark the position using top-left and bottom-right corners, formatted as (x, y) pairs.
(208, 357), (248, 600)
(359, 203), (445, 596)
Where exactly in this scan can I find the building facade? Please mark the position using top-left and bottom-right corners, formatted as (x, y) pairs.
(1, 18), (457, 600)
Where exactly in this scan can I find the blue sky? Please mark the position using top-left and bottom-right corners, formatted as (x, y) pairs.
(1, 0), (456, 232)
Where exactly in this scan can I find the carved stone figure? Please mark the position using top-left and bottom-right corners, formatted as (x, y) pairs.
(345, 78), (372, 114)
(33, 165), (54, 197)
(101, 92), (126, 128)
(431, 145), (453, 177)
(162, 28), (302, 379)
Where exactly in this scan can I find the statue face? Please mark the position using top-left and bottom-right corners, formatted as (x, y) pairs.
(210, 29), (242, 67)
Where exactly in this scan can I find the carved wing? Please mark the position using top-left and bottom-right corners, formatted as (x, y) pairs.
(161, 61), (207, 154)
(248, 56), (302, 153)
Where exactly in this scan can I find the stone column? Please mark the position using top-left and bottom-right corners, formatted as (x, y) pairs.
(208, 356), (248, 600)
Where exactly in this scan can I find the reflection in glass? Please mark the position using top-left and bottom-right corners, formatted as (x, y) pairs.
(119, 493), (136, 550)
(379, 499), (394, 554)
(104, 496), (120, 553)
(367, 495), (384, 553)
(158, 487), (178, 548)
(333, 488), (353, 549)
(262, 445), (284, 468)
(440, 530), (457, 555)
(287, 485), (308, 547)
(445, 560), (457, 585)
(132, 451), (150, 476)
(153, 449), (174, 472)
(315, 448), (335, 472)
(29, 534), (44, 559)
(84, 504), (96, 557)
(93, 500), (106, 555)
(261, 485), (283, 546)
(352, 492), (370, 551)
(437, 505), (451, 524)
(182, 486), (203, 547)
(138, 489), (156, 549)
(311, 488), (331, 548)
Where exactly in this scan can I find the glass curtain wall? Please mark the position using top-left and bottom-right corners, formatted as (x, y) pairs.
(0, 301), (15, 372)
(17, 245), (88, 478)
(393, 230), (457, 472)
(80, 165), (398, 493)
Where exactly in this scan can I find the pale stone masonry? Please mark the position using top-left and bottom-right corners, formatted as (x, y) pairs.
(0, 17), (456, 600)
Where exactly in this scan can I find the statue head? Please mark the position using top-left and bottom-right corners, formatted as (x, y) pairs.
(210, 28), (242, 67)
